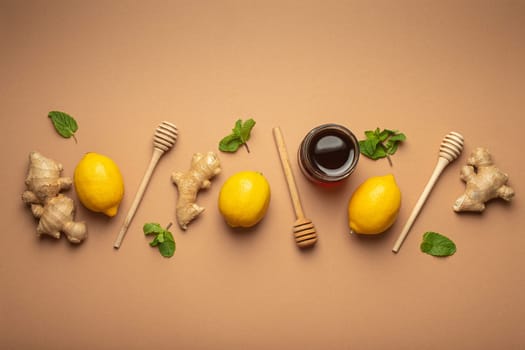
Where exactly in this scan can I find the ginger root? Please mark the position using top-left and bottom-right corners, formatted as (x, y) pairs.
(453, 147), (515, 212)
(22, 152), (87, 243)
(172, 152), (221, 230)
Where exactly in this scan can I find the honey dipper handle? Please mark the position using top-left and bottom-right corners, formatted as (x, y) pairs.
(113, 148), (164, 249)
(392, 157), (449, 253)
(392, 131), (463, 253)
(273, 127), (305, 219)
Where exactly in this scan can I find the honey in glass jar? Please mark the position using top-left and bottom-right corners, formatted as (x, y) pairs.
(298, 124), (359, 186)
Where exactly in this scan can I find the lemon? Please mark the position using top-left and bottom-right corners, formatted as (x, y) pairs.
(74, 152), (124, 217)
(348, 174), (401, 234)
(218, 171), (271, 228)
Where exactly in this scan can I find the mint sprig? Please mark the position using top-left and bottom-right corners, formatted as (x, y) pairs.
(358, 128), (406, 166)
(144, 222), (176, 258)
(48, 111), (78, 143)
(219, 118), (256, 153)
(420, 231), (456, 257)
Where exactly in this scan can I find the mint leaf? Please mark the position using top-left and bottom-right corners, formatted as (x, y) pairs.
(239, 118), (256, 142)
(389, 133), (406, 142)
(231, 120), (242, 137)
(364, 130), (376, 139)
(219, 118), (256, 153)
(143, 222), (162, 235)
(386, 142), (398, 155)
(370, 145), (387, 160)
(378, 129), (390, 142)
(219, 134), (243, 152)
(48, 111), (78, 142)
(158, 231), (175, 257)
(358, 128), (406, 165)
(143, 222), (176, 258)
(420, 231), (456, 257)
(149, 236), (160, 247)
(359, 138), (379, 157)
(358, 140), (369, 156)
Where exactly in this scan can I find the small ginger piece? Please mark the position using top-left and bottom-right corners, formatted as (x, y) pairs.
(453, 147), (514, 212)
(172, 152), (221, 230)
(22, 152), (87, 243)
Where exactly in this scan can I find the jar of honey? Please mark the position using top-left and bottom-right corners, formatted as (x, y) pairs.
(298, 124), (360, 186)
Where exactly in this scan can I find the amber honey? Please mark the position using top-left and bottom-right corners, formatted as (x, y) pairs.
(298, 124), (359, 185)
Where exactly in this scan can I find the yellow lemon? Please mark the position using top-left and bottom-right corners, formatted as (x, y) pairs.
(74, 152), (124, 217)
(348, 174), (401, 234)
(218, 171), (271, 228)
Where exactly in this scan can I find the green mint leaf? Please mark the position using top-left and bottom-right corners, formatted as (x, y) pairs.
(364, 130), (376, 139)
(232, 119), (243, 137)
(48, 111), (78, 142)
(385, 132), (406, 155)
(378, 129), (391, 142)
(368, 137), (380, 152)
(420, 232), (456, 257)
(144, 223), (176, 258)
(219, 118), (256, 153)
(386, 141), (399, 155)
(359, 139), (376, 158)
(370, 144), (387, 160)
(239, 118), (256, 142)
(389, 133), (406, 142)
(149, 236), (160, 247)
(159, 240), (175, 257)
(143, 222), (162, 235)
(358, 140), (369, 156)
(219, 134), (243, 152)
(359, 128), (406, 163)
(159, 232), (175, 257)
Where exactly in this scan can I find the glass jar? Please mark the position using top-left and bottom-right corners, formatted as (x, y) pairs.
(298, 123), (360, 186)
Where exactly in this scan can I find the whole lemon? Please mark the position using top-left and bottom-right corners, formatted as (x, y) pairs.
(218, 171), (271, 228)
(348, 174), (401, 234)
(74, 152), (124, 217)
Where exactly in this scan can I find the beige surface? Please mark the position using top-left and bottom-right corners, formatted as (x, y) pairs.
(1, 1), (524, 349)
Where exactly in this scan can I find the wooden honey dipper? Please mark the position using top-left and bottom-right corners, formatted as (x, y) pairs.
(273, 127), (317, 248)
(113, 121), (178, 249)
(392, 131), (464, 253)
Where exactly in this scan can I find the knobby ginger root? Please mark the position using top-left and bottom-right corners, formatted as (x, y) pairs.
(453, 147), (515, 212)
(172, 152), (221, 230)
(22, 152), (87, 243)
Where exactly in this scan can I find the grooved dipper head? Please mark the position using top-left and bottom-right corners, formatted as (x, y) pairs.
(154, 121), (178, 152)
(439, 131), (464, 162)
(293, 218), (317, 248)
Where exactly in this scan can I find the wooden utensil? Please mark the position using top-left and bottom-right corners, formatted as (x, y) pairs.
(273, 127), (317, 248)
(113, 121), (178, 249)
(392, 131), (464, 253)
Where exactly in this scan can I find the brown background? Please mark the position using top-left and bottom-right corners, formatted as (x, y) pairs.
(1, 1), (524, 349)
